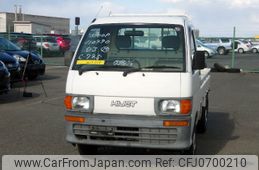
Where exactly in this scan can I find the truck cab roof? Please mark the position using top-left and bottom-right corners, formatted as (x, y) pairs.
(92, 14), (191, 26)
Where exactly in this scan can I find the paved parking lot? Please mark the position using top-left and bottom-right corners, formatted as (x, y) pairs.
(0, 54), (259, 155)
(206, 52), (259, 71)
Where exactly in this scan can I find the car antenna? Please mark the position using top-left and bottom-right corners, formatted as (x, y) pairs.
(91, 5), (103, 23)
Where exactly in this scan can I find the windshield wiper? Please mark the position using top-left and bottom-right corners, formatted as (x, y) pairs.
(122, 68), (142, 77)
(78, 65), (133, 75)
(122, 65), (181, 77)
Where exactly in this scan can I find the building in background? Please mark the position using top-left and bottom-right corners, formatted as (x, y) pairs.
(0, 11), (70, 34)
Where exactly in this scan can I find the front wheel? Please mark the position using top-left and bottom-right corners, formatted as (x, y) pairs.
(204, 51), (210, 58)
(197, 94), (209, 133)
(217, 47), (226, 55)
(252, 48), (258, 53)
(183, 129), (197, 155)
(238, 48), (244, 54)
(78, 144), (98, 155)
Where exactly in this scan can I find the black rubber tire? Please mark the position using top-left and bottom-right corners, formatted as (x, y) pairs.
(78, 144), (98, 155)
(204, 51), (210, 58)
(183, 129), (197, 155)
(252, 48), (258, 53)
(217, 47), (226, 55)
(214, 63), (226, 72)
(238, 48), (244, 54)
(197, 94), (209, 133)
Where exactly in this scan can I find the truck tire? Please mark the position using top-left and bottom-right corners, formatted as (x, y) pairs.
(197, 94), (209, 133)
(217, 47), (225, 55)
(78, 144), (98, 155)
(183, 128), (197, 155)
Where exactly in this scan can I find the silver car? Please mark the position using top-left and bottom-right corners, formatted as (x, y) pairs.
(201, 38), (232, 55)
(196, 40), (217, 58)
(33, 36), (59, 51)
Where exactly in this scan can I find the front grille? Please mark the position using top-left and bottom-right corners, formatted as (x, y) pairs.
(73, 124), (177, 144)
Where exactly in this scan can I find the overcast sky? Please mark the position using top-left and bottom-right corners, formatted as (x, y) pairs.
(1, 0), (259, 37)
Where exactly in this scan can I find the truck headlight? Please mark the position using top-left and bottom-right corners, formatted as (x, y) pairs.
(72, 97), (90, 110)
(160, 100), (180, 113)
(64, 95), (93, 112)
(159, 99), (192, 115)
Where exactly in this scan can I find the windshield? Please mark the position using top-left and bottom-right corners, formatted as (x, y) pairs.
(73, 24), (185, 72)
(44, 37), (57, 43)
(196, 40), (211, 48)
(0, 38), (21, 51)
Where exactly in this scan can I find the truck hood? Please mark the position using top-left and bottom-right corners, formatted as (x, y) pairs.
(66, 70), (181, 98)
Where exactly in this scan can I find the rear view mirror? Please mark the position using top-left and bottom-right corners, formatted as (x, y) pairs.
(162, 36), (180, 50)
(124, 30), (144, 36)
(193, 51), (206, 70)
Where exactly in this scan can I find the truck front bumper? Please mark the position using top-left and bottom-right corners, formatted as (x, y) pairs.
(65, 113), (193, 150)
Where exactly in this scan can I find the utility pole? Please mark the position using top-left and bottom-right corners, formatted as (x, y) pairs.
(231, 27), (236, 68)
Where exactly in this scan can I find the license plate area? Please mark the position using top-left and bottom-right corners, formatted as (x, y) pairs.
(89, 126), (115, 136)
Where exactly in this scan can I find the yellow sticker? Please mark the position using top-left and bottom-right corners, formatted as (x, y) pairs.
(76, 60), (105, 65)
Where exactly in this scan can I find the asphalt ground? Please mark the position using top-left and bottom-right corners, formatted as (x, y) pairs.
(0, 54), (259, 156)
(206, 52), (259, 71)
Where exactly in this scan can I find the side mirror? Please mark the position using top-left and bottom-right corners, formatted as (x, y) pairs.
(193, 51), (206, 70)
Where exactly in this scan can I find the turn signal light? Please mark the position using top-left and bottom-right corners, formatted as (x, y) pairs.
(65, 116), (85, 123)
(64, 95), (72, 110)
(163, 120), (189, 127)
(180, 99), (192, 114)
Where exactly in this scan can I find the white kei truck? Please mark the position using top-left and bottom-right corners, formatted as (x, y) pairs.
(64, 14), (210, 154)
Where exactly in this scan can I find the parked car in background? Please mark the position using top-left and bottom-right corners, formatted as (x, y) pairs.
(12, 37), (37, 51)
(196, 40), (217, 58)
(251, 44), (259, 53)
(234, 40), (251, 53)
(0, 32), (37, 51)
(33, 36), (60, 52)
(45, 34), (71, 52)
(241, 39), (253, 47)
(0, 52), (20, 81)
(0, 61), (10, 94)
(0, 37), (45, 80)
(200, 38), (232, 55)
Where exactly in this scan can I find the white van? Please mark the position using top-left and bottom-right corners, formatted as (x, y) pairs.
(64, 14), (210, 154)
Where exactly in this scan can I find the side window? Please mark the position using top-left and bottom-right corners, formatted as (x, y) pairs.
(189, 28), (196, 57)
(221, 38), (230, 43)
